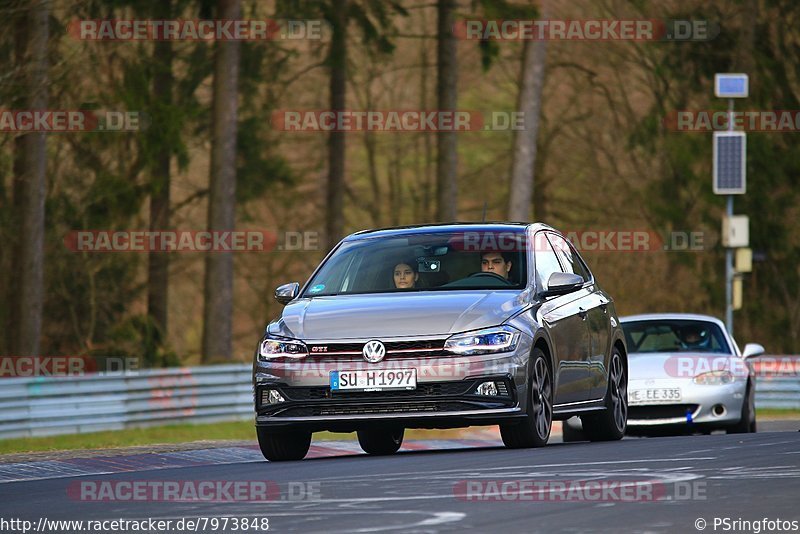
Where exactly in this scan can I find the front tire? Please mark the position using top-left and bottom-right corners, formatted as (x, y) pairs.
(728, 381), (756, 434)
(257, 427), (312, 461)
(357, 428), (404, 455)
(501, 348), (552, 448)
(581, 347), (627, 441)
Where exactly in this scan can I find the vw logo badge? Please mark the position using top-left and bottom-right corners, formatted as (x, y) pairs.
(362, 340), (386, 363)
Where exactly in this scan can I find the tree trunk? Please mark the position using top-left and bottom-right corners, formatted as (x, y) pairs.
(11, 0), (49, 356)
(325, 0), (347, 251)
(508, 37), (547, 222)
(147, 2), (173, 341)
(436, 0), (458, 222)
(202, 0), (241, 362)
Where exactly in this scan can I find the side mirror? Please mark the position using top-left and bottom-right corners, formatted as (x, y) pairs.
(742, 343), (765, 359)
(540, 272), (584, 298)
(275, 282), (300, 305)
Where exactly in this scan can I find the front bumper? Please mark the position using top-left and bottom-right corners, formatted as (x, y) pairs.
(253, 347), (531, 432)
(626, 377), (747, 428)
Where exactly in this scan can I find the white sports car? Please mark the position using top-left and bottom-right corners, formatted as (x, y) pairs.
(620, 313), (763, 435)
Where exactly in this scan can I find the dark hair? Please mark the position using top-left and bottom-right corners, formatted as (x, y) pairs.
(481, 251), (513, 264)
(393, 260), (418, 273)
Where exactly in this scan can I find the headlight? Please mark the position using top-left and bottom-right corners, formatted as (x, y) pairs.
(444, 326), (520, 355)
(693, 370), (734, 385)
(258, 336), (308, 360)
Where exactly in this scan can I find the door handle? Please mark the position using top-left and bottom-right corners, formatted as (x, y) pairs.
(578, 307), (588, 320)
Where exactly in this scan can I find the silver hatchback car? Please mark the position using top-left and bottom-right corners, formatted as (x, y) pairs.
(253, 223), (628, 461)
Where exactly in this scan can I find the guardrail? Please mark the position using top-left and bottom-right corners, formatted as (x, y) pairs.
(0, 356), (797, 439)
(0, 364), (253, 439)
(753, 357), (800, 410)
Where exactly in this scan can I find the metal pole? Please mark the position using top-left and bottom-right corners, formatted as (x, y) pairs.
(725, 195), (733, 335)
(725, 98), (734, 336)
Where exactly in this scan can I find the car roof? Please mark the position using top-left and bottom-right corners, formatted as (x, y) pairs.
(620, 313), (726, 329)
(344, 222), (554, 241)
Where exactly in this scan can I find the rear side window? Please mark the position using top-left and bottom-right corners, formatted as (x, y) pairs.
(548, 233), (591, 282)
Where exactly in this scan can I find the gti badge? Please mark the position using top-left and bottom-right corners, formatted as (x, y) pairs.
(362, 340), (386, 363)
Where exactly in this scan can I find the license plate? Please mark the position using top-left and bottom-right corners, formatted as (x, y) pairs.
(330, 369), (417, 392)
(628, 388), (682, 405)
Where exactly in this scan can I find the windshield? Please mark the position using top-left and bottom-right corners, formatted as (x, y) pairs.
(302, 230), (529, 297)
(622, 319), (731, 354)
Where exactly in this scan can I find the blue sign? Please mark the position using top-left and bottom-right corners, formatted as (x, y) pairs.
(715, 74), (749, 98)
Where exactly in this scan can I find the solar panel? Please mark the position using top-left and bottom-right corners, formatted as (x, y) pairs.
(713, 131), (746, 194)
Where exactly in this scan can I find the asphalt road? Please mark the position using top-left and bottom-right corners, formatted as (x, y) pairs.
(2, 422), (800, 533)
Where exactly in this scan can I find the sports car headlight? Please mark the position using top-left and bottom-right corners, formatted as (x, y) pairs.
(693, 370), (734, 385)
(258, 336), (308, 360)
(444, 326), (520, 355)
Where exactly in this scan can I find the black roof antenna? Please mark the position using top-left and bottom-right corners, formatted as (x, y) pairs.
(481, 200), (487, 222)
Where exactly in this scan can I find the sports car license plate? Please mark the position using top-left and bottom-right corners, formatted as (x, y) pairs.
(628, 388), (682, 405)
(330, 369), (417, 392)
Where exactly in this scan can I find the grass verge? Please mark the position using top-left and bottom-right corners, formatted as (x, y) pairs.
(0, 421), (488, 455)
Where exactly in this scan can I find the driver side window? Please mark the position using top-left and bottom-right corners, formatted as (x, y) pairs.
(533, 232), (564, 291)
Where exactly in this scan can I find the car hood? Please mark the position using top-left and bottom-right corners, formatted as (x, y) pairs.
(629, 351), (737, 380)
(274, 291), (527, 340)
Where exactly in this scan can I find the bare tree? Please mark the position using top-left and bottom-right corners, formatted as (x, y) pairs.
(324, 0), (348, 251)
(11, 0), (49, 356)
(508, 37), (547, 221)
(202, 0), (241, 362)
(436, 0), (458, 222)
(147, 0), (174, 341)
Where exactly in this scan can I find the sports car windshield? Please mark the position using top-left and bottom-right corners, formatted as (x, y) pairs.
(302, 230), (528, 297)
(622, 320), (731, 354)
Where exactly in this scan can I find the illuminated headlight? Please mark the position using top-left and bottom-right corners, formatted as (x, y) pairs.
(258, 336), (308, 360)
(444, 326), (520, 355)
(693, 370), (734, 385)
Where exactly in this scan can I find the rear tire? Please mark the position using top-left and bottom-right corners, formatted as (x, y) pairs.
(728, 381), (756, 434)
(357, 428), (404, 455)
(500, 348), (552, 448)
(582, 347), (627, 441)
(256, 427), (312, 461)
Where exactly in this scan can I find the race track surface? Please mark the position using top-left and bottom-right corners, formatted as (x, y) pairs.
(1, 421), (799, 533)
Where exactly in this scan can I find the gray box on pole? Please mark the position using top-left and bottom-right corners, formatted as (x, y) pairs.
(713, 131), (746, 194)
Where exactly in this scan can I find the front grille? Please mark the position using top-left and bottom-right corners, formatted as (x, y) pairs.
(277, 401), (475, 417)
(305, 339), (446, 357)
(284, 381), (472, 401)
(628, 404), (699, 420)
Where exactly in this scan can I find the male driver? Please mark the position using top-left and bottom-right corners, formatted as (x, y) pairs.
(481, 251), (512, 280)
